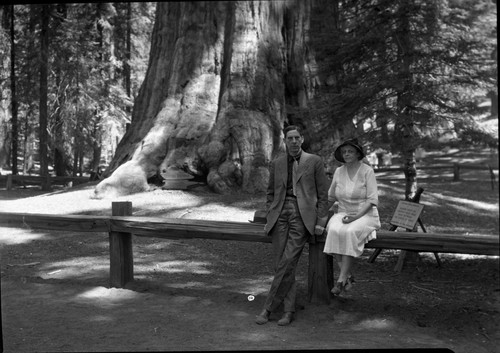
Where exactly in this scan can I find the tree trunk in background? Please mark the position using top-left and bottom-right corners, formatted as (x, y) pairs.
(91, 4), (114, 175)
(72, 110), (82, 177)
(0, 6), (12, 172)
(394, 0), (418, 200)
(53, 65), (70, 176)
(96, 1), (315, 197)
(23, 119), (35, 174)
(53, 78), (66, 176)
(378, 115), (390, 144)
(72, 144), (79, 176)
(91, 115), (102, 173)
(9, 5), (18, 175)
(53, 3), (69, 177)
(282, 0), (322, 150)
(488, 91), (498, 116)
(0, 116), (10, 171)
(39, 4), (49, 185)
(124, 2), (132, 114)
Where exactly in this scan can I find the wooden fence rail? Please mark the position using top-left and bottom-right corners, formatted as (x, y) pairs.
(1, 211), (497, 254)
(0, 206), (498, 305)
(375, 163), (498, 185)
(0, 174), (90, 190)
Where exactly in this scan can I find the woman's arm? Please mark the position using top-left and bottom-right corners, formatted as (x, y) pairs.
(342, 201), (373, 224)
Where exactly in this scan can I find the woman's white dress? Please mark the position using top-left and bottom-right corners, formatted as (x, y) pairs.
(323, 163), (381, 257)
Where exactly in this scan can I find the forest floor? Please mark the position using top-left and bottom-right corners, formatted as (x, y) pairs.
(0, 147), (499, 353)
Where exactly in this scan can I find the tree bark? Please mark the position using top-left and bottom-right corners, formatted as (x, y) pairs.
(23, 119), (35, 174)
(395, 0), (418, 200)
(53, 3), (69, 177)
(9, 5), (18, 175)
(95, 1), (314, 197)
(124, 2), (132, 113)
(91, 114), (102, 173)
(39, 4), (50, 185)
(0, 6), (12, 172)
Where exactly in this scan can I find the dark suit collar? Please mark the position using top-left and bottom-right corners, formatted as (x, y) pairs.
(287, 149), (303, 163)
(279, 151), (312, 185)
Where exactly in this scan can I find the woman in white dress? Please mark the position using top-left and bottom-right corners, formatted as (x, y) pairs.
(323, 139), (381, 295)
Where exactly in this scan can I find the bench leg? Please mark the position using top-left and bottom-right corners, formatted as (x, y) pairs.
(433, 252), (442, 267)
(394, 250), (421, 272)
(394, 250), (407, 272)
(368, 248), (382, 263)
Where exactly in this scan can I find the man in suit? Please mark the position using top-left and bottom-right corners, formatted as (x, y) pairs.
(255, 125), (329, 326)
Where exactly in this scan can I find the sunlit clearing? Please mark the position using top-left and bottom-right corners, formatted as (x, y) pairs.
(42, 257), (109, 278)
(234, 277), (273, 295)
(88, 315), (113, 322)
(167, 281), (221, 290)
(353, 318), (396, 330)
(445, 254), (499, 260)
(131, 190), (204, 213)
(378, 184), (405, 194)
(77, 286), (140, 300)
(0, 227), (47, 245)
(187, 205), (254, 222)
(238, 332), (271, 342)
(153, 260), (211, 274)
(0, 188), (207, 215)
(429, 193), (498, 212)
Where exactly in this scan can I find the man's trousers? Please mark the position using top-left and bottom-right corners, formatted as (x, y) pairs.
(264, 197), (309, 313)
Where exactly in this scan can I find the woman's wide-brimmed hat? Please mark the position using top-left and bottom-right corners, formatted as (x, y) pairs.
(334, 138), (365, 163)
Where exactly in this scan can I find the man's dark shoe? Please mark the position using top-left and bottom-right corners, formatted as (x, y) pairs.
(255, 309), (270, 325)
(277, 312), (293, 326)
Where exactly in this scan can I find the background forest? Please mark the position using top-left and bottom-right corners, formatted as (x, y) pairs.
(0, 2), (155, 177)
(0, 1), (497, 197)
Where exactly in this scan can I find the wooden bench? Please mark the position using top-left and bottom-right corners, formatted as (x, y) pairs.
(0, 202), (497, 305)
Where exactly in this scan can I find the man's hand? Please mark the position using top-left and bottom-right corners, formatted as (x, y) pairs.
(314, 225), (325, 235)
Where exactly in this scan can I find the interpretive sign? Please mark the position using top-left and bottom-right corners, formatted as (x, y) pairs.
(390, 201), (424, 230)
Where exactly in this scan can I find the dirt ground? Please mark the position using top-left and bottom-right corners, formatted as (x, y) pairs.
(0, 149), (499, 352)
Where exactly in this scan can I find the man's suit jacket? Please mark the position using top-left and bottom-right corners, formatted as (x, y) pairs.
(264, 151), (329, 235)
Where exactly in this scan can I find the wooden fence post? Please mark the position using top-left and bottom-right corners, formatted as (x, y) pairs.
(41, 175), (51, 191)
(308, 237), (333, 304)
(6, 174), (12, 190)
(488, 164), (495, 190)
(109, 201), (134, 287)
(453, 163), (460, 181)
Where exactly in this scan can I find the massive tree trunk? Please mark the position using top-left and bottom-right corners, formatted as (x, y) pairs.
(95, 1), (316, 197)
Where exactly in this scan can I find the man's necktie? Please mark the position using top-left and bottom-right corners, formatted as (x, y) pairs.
(292, 158), (298, 196)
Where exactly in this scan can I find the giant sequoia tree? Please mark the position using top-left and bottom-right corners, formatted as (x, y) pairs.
(95, 1), (317, 197)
